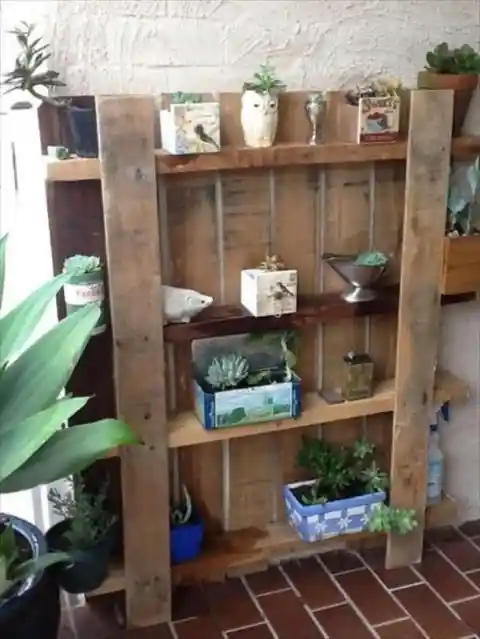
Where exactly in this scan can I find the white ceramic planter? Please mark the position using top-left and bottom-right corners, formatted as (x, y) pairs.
(240, 90), (279, 148)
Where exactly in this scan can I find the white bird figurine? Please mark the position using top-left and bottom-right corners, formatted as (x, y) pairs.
(162, 285), (213, 324)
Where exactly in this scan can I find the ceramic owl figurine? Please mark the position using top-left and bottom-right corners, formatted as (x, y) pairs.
(240, 90), (279, 148)
(162, 285), (213, 324)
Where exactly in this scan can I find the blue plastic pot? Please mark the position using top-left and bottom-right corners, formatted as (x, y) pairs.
(67, 105), (98, 158)
(170, 516), (204, 565)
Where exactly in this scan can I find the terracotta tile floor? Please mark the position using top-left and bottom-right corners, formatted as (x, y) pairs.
(62, 522), (480, 639)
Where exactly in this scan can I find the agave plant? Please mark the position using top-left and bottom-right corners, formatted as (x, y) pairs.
(0, 233), (138, 599)
(205, 354), (249, 390)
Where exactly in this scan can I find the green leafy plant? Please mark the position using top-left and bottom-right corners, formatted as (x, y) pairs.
(1, 22), (67, 107)
(63, 255), (102, 275)
(0, 233), (138, 600)
(447, 156), (480, 236)
(247, 330), (298, 384)
(48, 477), (116, 551)
(367, 503), (418, 535)
(171, 92), (202, 105)
(243, 62), (286, 95)
(425, 43), (480, 75)
(354, 251), (389, 267)
(170, 485), (193, 525)
(205, 354), (249, 390)
(0, 524), (68, 599)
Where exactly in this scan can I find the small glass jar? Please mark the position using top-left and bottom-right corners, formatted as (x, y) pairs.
(341, 352), (374, 401)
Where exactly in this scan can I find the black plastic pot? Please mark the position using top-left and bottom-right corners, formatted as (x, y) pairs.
(0, 514), (60, 639)
(46, 519), (116, 594)
(67, 105), (98, 158)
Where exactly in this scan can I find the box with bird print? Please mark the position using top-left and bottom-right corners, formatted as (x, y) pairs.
(241, 255), (298, 318)
(160, 95), (220, 155)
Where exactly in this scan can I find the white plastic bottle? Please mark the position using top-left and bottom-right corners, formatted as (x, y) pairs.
(427, 423), (444, 505)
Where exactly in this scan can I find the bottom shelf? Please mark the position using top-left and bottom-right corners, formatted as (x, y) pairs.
(90, 494), (457, 597)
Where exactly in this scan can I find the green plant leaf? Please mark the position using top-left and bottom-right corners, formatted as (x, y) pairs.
(0, 419), (139, 493)
(1, 551), (71, 598)
(0, 272), (71, 367)
(0, 396), (89, 485)
(0, 234), (6, 311)
(0, 303), (100, 428)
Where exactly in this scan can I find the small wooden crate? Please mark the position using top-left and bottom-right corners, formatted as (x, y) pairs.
(441, 235), (480, 295)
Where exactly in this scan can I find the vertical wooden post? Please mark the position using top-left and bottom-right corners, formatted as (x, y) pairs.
(96, 97), (171, 626)
(387, 90), (453, 568)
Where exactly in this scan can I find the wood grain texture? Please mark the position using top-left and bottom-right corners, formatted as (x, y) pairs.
(96, 96), (170, 627)
(386, 89), (453, 569)
(441, 235), (480, 295)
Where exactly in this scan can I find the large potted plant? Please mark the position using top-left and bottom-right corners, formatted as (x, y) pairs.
(46, 478), (118, 594)
(418, 43), (480, 136)
(2, 22), (99, 157)
(0, 234), (138, 639)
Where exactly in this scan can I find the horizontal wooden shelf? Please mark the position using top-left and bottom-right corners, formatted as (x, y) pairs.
(168, 370), (468, 449)
(164, 289), (474, 344)
(45, 137), (480, 182)
(90, 493), (457, 595)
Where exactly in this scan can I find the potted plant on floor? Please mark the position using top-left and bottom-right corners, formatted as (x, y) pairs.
(170, 485), (204, 565)
(284, 437), (418, 542)
(2, 22), (99, 157)
(241, 62), (286, 148)
(46, 478), (117, 594)
(63, 254), (106, 334)
(418, 43), (480, 136)
(0, 234), (138, 639)
(441, 156), (480, 295)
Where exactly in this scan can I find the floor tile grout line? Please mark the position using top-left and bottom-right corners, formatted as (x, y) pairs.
(168, 621), (179, 639)
(308, 600), (346, 613)
(371, 616), (411, 629)
(256, 586), (292, 597)
(389, 580), (424, 592)
(351, 558), (430, 639)
(428, 539), (480, 596)
(313, 556), (383, 639)
(225, 621), (273, 636)
(240, 575), (280, 639)
(172, 615), (200, 625)
(449, 593), (480, 606)
(276, 565), (329, 638)
(325, 565), (366, 577)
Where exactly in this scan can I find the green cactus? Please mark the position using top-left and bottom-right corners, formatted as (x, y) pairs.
(425, 43), (480, 75)
(205, 354), (249, 390)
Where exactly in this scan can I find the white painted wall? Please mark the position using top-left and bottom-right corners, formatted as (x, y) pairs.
(3, 0), (480, 521)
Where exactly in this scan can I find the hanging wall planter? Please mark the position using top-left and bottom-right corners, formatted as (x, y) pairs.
(240, 63), (286, 148)
(63, 255), (106, 335)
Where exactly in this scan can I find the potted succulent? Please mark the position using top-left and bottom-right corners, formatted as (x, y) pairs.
(418, 43), (480, 136)
(194, 331), (301, 429)
(241, 62), (286, 148)
(339, 79), (402, 143)
(170, 485), (204, 565)
(46, 478), (118, 594)
(0, 234), (138, 639)
(441, 156), (480, 294)
(2, 22), (98, 157)
(284, 437), (418, 542)
(63, 254), (106, 335)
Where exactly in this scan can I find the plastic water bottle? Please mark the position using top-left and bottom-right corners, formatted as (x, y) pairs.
(427, 423), (444, 505)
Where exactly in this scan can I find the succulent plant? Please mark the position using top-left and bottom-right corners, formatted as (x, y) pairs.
(243, 63), (286, 95)
(171, 92), (202, 105)
(367, 503), (418, 535)
(425, 43), (480, 75)
(2, 22), (67, 108)
(447, 156), (480, 236)
(354, 251), (389, 267)
(170, 484), (193, 526)
(63, 255), (102, 275)
(345, 79), (401, 107)
(205, 354), (249, 390)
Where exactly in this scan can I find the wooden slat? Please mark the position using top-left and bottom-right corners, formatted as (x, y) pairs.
(387, 89), (453, 569)
(96, 96), (171, 627)
(441, 235), (480, 295)
(44, 136), (480, 182)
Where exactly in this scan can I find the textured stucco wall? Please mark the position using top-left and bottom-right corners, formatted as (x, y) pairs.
(4, 0), (480, 521)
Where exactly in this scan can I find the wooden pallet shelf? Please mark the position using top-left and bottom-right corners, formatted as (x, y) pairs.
(44, 136), (480, 182)
(90, 492), (458, 596)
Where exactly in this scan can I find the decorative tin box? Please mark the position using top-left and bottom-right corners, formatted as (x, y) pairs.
(194, 373), (301, 430)
(160, 102), (220, 155)
(284, 480), (385, 542)
(241, 268), (298, 317)
(338, 96), (400, 144)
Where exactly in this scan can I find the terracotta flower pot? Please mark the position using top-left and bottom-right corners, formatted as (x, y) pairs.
(417, 71), (478, 136)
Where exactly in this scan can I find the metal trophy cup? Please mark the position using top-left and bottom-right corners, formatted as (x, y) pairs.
(304, 92), (325, 145)
(322, 253), (388, 303)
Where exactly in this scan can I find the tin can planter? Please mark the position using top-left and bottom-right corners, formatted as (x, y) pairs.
(63, 255), (106, 335)
(46, 519), (117, 594)
(284, 480), (386, 542)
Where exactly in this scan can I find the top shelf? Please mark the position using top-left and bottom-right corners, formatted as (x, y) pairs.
(45, 137), (480, 182)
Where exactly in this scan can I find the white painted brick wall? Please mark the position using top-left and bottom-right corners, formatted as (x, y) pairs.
(3, 0), (480, 522)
